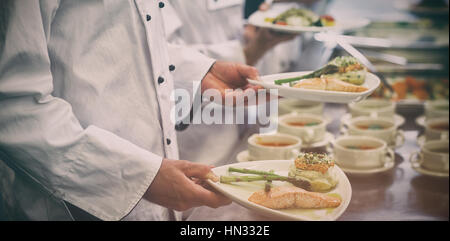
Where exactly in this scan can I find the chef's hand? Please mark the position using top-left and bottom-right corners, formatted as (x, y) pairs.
(145, 159), (231, 211)
(201, 61), (271, 105)
(243, 25), (297, 65)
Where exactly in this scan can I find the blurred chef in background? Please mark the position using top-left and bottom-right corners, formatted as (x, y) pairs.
(251, 0), (334, 71)
(164, 0), (323, 170)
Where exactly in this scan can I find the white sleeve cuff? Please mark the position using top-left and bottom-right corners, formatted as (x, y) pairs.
(52, 126), (163, 221)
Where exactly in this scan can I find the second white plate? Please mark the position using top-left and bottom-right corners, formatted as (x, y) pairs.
(248, 10), (370, 34)
(248, 71), (380, 103)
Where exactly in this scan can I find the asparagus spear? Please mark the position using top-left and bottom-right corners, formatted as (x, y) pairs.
(274, 64), (339, 85)
(220, 175), (311, 190)
(228, 167), (283, 177)
(221, 175), (288, 183)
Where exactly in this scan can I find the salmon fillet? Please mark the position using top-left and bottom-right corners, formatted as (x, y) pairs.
(248, 186), (341, 209)
(293, 77), (368, 93)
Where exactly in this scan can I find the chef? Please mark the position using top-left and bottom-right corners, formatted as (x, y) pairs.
(166, 0), (306, 75)
(0, 0), (264, 221)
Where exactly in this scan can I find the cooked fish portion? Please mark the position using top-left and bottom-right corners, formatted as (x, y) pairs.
(248, 186), (341, 209)
(293, 77), (368, 93)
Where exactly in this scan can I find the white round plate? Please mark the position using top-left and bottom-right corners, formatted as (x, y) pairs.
(248, 10), (370, 34)
(410, 155), (449, 178)
(248, 72), (380, 103)
(206, 160), (352, 221)
(336, 160), (395, 175)
(415, 115), (426, 127)
(340, 113), (405, 127)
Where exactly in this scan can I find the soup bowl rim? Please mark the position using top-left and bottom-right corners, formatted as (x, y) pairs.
(248, 133), (302, 149)
(333, 135), (387, 153)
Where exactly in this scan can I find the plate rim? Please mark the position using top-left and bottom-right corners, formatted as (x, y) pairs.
(206, 159), (352, 221)
(250, 71), (377, 96)
(248, 71), (380, 103)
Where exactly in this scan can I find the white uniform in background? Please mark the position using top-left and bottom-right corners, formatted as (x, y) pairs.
(165, 0), (247, 64)
(166, 0), (303, 75)
(165, 0), (302, 167)
(253, 2), (304, 75)
(0, 0), (215, 221)
(164, 0), (246, 167)
(293, 0), (335, 71)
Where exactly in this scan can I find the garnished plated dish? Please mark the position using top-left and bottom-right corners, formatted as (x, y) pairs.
(248, 6), (370, 34)
(264, 8), (335, 27)
(247, 58), (380, 103)
(274, 56), (368, 93)
(219, 153), (341, 211)
(206, 158), (351, 220)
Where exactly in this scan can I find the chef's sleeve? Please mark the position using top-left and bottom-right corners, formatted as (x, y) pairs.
(167, 44), (216, 125)
(0, 0), (162, 221)
(187, 41), (246, 65)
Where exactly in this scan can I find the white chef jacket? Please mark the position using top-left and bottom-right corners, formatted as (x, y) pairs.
(0, 0), (215, 221)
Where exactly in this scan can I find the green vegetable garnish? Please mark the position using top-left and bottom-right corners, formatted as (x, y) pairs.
(274, 65), (339, 85)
